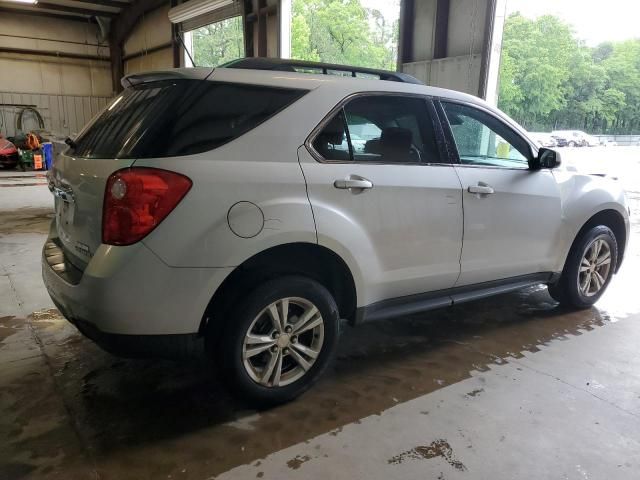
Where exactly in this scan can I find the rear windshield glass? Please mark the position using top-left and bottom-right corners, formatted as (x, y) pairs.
(69, 80), (307, 159)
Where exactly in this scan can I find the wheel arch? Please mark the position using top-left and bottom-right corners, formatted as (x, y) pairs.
(570, 209), (627, 273)
(199, 242), (358, 336)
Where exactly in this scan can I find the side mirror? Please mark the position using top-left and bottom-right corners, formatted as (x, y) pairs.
(532, 148), (562, 169)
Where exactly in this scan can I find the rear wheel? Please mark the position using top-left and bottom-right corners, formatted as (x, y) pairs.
(548, 226), (618, 308)
(217, 276), (340, 405)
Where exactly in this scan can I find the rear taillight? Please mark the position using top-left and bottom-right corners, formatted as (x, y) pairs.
(102, 168), (192, 246)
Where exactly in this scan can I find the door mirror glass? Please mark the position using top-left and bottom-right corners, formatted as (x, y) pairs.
(536, 148), (562, 169)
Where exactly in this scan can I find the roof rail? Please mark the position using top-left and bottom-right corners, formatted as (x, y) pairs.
(221, 57), (423, 85)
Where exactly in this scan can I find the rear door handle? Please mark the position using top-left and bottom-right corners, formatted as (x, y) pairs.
(334, 178), (373, 190)
(467, 184), (494, 195)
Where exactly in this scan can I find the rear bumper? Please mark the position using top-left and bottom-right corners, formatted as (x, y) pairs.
(42, 221), (233, 350)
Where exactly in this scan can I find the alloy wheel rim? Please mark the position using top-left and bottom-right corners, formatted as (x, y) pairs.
(242, 297), (324, 388)
(578, 238), (612, 297)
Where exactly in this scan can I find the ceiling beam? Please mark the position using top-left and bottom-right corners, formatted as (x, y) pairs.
(0, 5), (95, 21)
(36, 2), (118, 17)
(74, 0), (129, 9)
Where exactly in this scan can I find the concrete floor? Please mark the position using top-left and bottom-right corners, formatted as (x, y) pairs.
(1, 148), (640, 480)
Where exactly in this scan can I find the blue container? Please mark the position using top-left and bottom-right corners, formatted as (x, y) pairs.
(43, 142), (53, 170)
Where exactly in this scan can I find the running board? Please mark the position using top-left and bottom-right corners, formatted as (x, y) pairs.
(354, 272), (557, 324)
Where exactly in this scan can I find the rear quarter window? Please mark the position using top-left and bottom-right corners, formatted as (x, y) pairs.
(70, 80), (307, 159)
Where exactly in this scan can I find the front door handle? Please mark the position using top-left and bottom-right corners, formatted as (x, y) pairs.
(334, 177), (373, 191)
(467, 183), (494, 195)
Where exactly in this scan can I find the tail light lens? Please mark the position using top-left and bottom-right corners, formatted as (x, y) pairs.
(102, 168), (192, 246)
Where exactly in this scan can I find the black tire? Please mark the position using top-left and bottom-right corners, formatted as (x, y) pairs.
(548, 226), (618, 308)
(217, 275), (340, 406)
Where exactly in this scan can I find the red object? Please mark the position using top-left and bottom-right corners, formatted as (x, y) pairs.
(0, 138), (19, 168)
(0, 140), (17, 155)
(102, 168), (192, 246)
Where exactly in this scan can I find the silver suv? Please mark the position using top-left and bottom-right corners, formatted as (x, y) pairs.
(43, 66), (630, 404)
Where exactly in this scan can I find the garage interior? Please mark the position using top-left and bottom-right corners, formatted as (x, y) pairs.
(1, 0), (640, 479)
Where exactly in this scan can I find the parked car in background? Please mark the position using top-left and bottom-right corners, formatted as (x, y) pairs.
(43, 64), (630, 405)
(529, 132), (558, 148)
(551, 135), (568, 147)
(552, 130), (599, 147)
(0, 136), (19, 169)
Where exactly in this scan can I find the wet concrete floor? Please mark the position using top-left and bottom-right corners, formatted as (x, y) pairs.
(1, 153), (640, 479)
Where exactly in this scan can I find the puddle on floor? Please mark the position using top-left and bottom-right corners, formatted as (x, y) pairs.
(0, 208), (53, 234)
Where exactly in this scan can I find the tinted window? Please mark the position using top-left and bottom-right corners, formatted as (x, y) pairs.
(70, 80), (306, 159)
(312, 110), (351, 161)
(442, 102), (531, 168)
(312, 95), (440, 163)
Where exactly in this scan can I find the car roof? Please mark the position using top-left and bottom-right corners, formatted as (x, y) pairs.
(122, 66), (481, 104)
(121, 66), (533, 145)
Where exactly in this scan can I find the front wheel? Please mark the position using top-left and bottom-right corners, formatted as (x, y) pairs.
(217, 276), (340, 405)
(548, 226), (618, 308)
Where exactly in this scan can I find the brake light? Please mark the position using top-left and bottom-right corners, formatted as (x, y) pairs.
(102, 168), (192, 246)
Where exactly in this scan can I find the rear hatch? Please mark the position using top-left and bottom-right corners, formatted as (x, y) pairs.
(50, 68), (307, 270)
(50, 70), (215, 270)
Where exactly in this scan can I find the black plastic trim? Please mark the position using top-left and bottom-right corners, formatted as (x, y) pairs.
(354, 272), (556, 324)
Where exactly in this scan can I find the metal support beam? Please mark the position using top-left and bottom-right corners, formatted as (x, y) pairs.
(0, 46), (108, 62)
(122, 41), (173, 61)
(83, 0), (129, 8)
(257, 0), (267, 57)
(111, 0), (168, 48)
(36, 2), (118, 18)
(478, 0), (498, 99)
(0, 5), (96, 22)
(433, 0), (450, 59)
(109, 0), (168, 93)
(170, 0), (182, 67)
(109, 39), (124, 93)
(397, 0), (414, 68)
(243, 0), (255, 57)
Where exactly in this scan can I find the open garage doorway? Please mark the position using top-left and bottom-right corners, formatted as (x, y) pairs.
(183, 15), (245, 67)
(289, 0), (400, 70)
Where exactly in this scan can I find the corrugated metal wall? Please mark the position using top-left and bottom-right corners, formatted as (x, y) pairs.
(0, 12), (113, 138)
(124, 5), (174, 75)
(0, 92), (111, 139)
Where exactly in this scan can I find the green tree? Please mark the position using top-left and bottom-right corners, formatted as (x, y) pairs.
(498, 14), (576, 128)
(192, 16), (244, 67)
(600, 40), (640, 133)
(291, 0), (399, 70)
(498, 13), (640, 134)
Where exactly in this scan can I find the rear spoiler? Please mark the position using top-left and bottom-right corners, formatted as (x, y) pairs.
(121, 67), (215, 88)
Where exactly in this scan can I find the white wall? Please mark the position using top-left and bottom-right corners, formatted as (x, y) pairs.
(0, 12), (113, 137)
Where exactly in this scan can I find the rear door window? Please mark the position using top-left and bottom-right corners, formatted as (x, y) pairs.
(70, 80), (307, 159)
(311, 95), (441, 164)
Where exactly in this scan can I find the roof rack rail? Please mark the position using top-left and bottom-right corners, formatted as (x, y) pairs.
(221, 57), (423, 85)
